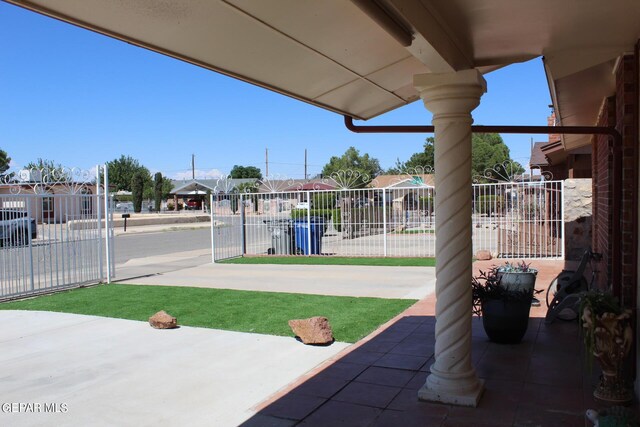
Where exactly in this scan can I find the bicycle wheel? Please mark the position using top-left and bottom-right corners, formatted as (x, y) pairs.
(546, 277), (561, 308)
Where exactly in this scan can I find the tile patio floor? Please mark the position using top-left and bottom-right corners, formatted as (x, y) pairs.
(241, 260), (638, 427)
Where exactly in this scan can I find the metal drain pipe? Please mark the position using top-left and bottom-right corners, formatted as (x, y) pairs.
(343, 115), (623, 275)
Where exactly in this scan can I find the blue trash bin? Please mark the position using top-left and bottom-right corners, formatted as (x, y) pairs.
(294, 217), (325, 255)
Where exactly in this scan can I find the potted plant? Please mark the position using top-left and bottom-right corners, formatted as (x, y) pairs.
(496, 260), (538, 292)
(580, 290), (633, 403)
(472, 266), (540, 344)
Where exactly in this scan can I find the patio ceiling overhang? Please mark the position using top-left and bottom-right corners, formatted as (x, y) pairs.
(7, 0), (639, 129)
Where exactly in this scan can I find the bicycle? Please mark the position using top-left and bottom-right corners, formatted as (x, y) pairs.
(544, 248), (601, 323)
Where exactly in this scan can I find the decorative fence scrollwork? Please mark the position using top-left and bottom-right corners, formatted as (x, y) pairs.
(472, 160), (553, 184)
(370, 165), (435, 188)
(0, 166), (94, 195)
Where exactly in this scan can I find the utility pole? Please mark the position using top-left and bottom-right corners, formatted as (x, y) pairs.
(192, 154), (195, 180)
(304, 149), (308, 180)
(265, 148), (269, 177)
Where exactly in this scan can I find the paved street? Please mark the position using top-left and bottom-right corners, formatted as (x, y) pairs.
(113, 227), (211, 280)
(114, 227), (210, 265)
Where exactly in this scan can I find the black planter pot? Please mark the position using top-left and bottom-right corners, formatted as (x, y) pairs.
(481, 298), (532, 344)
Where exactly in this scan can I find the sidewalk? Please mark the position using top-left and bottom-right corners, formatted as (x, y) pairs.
(120, 262), (436, 300)
(113, 221), (209, 236)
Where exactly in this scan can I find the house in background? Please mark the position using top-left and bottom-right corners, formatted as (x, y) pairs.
(169, 178), (257, 210)
(530, 112), (592, 180)
(0, 180), (104, 224)
(530, 113), (594, 260)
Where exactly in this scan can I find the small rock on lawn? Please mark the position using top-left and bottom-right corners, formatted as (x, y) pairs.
(149, 310), (178, 329)
(288, 316), (334, 345)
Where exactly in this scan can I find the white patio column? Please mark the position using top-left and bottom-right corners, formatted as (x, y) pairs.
(415, 69), (486, 407)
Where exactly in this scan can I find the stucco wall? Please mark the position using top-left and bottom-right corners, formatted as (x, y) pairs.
(563, 178), (592, 261)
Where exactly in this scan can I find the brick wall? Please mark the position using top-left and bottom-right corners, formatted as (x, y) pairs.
(548, 112), (561, 143)
(591, 54), (639, 307)
(592, 97), (615, 290)
(615, 55), (639, 308)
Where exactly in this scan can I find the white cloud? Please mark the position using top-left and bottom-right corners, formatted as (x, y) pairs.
(172, 169), (225, 180)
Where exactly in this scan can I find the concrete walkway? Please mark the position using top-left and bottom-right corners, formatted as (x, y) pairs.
(0, 310), (350, 427)
(113, 221), (209, 236)
(121, 262), (436, 300)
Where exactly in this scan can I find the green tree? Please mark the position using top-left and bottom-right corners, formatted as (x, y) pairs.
(153, 172), (163, 212)
(390, 134), (524, 181)
(161, 178), (174, 199)
(230, 165), (263, 179)
(235, 181), (258, 212)
(204, 189), (212, 211)
(388, 137), (434, 174)
(107, 155), (151, 192)
(0, 149), (10, 176)
(235, 182), (257, 193)
(24, 158), (69, 181)
(471, 133), (524, 181)
(322, 147), (381, 188)
(131, 171), (146, 213)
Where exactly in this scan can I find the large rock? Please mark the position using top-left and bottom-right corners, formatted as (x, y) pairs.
(149, 310), (178, 329)
(288, 316), (334, 345)
(476, 250), (492, 260)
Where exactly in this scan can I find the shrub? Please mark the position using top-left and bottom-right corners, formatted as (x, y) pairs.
(131, 171), (146, 213)
(153, 172), (163, 212)
(167, 202), (174, 211)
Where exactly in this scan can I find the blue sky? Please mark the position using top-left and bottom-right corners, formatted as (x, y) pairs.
(0, 2), (551, 180)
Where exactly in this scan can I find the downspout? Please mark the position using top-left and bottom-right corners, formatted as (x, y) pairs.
(343, 115), (623, 271)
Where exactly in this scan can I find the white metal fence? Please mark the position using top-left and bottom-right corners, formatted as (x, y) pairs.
(472, 180), (563, 258)
(0, 166), (113, 300)
(211, 181), (563, 261)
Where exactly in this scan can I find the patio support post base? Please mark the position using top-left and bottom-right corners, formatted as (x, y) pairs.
(414, 69), (486, 407)
(418, 377), (485, 407)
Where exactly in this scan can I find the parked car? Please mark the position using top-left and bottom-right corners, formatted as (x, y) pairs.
(114, 202), (134, 213)
(0, 209), (37, 247)
(185, 199), (202, 210)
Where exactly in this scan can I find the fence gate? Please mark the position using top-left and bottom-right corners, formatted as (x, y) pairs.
(211, 193), (245, 261)
(0, 165), (114, 300)
(472, 180), (564, 258)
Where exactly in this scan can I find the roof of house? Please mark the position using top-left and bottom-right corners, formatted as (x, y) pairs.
(170, 178), (256, 195)
(285, 182), (337, 191)
(529, 142), (549, 168)
(369, 174), (435, 189)
(256, 178), (339, 193)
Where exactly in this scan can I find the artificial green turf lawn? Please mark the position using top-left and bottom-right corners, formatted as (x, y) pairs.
(219, 256), (436, 267)
(0, 284), (416, 343)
